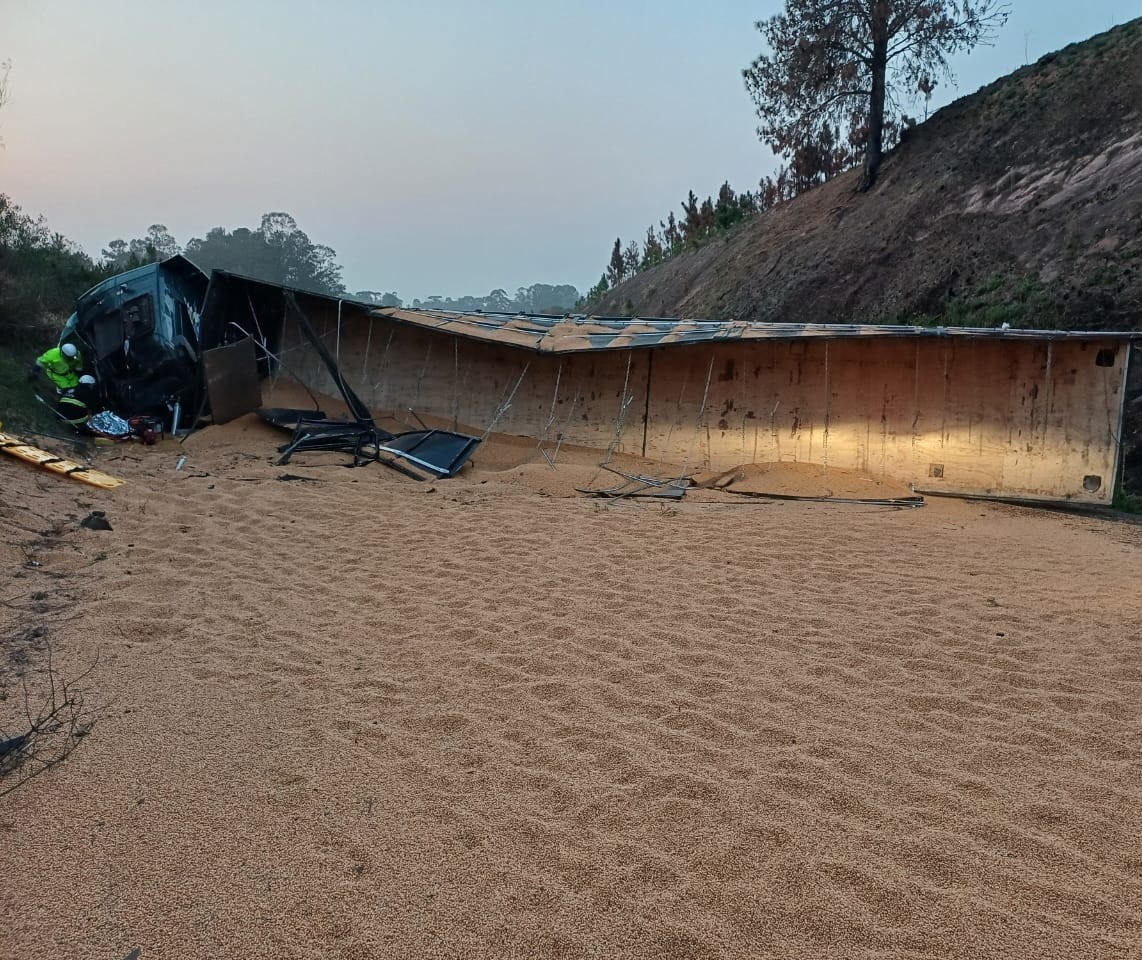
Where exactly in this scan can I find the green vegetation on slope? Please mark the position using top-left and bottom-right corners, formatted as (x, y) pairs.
(0, 349), (61, 435)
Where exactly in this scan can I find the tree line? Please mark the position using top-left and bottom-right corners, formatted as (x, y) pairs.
(0, 202), (356, 344)
(6, 2), (1009, 331)
(0, 194), (582, 345)
(102, 213), (346, 296)
(368, 284), (582, 314)
(101, 218), (580, 313)
(0, 194), (110, 344)
(585, 127), (855, 304)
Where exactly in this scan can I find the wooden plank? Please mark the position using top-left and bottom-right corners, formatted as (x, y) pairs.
(0, 432), (124, 489)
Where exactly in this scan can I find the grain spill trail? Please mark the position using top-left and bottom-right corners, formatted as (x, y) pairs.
(2, 415), (1141, 959)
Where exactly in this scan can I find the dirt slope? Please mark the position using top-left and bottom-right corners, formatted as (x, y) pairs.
(593, 19), (1142, 331)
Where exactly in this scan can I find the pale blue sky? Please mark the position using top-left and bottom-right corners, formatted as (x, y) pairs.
(0, 1), (1133, 298)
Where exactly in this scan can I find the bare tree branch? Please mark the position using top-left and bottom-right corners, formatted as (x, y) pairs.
(0, 642), (104, 799)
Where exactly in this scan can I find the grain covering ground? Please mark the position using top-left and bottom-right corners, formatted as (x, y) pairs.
(1, 414), (1141, 959)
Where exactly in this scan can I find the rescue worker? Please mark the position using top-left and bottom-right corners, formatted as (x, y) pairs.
(55, 391), (91, 428)
(71, 374), (100, 409)
(33, 342), (84, 390)
(46, 374), (98, 431)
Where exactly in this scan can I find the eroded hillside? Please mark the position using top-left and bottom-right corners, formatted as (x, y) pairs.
(593, 19), (1142, 331)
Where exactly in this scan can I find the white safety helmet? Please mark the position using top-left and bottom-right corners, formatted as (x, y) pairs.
(79, 374), (96, 386)
(61, 343), (78, 359)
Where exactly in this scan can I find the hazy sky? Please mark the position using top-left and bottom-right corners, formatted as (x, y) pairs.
(0, 1), (1132, 298)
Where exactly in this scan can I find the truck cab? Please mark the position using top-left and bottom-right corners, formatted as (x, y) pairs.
(61, 255), (208, 422)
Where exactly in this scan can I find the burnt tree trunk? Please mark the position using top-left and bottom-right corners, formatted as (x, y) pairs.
(860, 14), (890, 192)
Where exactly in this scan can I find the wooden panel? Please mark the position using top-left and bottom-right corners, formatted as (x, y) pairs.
(912, 341), (1015, 496)
(816, 339), (917, 479)
(642, 340), (920, 476)
(1001, 339), (1124, 502)
(913, 339), (1124, 503)
(202, 337), (262, 425)
(644, 342), (827, 470)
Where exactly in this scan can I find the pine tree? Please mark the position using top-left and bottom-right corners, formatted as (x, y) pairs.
(586, 273), (610, 304)
(622, 240), (641, 279)
(641, 226), (665, 270)
(698, 197), (716, 239)
(606, 238), (626, 287)
(714, 182), (743, 232)
(681, 191), (701, 242)
(743, 1), (1008, 190)
(661, 212), (682, 252)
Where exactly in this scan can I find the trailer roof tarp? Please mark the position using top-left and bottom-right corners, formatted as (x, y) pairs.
(369, 307), (1141, 354)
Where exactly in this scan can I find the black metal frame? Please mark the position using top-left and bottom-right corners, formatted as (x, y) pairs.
(256, 295), (482, 479)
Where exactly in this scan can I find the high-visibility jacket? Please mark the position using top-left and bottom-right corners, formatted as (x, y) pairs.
(36, 346), (83, 390)
(56, 395), (90, 426)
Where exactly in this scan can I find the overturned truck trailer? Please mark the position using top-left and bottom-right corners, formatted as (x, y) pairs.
(200, 274), (1139, 506)
(62, 256), (1140, 504)
(241, 294), (1139, 507)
